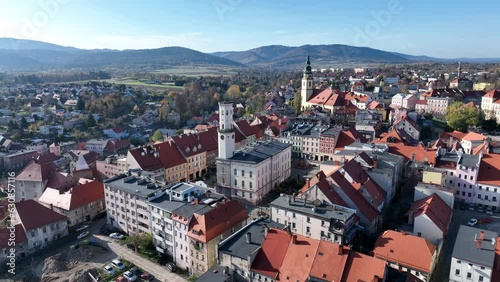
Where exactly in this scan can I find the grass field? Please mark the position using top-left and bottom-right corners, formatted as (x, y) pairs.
(151, 66), (238, 76)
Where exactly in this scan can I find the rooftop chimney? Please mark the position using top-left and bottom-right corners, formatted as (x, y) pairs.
(476, 240), (482, 250)
(338, 245), (343, 255)
(246, 232), (251, 244)
(307, 178), (311, 189)
(480, 231), (485, 240)
(292, 234), (297, 245)
(371, 275), (380, 282)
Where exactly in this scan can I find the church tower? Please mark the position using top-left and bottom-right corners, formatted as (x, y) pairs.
(457, 62), (462, 79)
(218, 102), (235, 159)
(301, 56), (314, 108)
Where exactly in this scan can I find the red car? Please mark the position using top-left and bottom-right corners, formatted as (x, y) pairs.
(481, 218), (494, 224)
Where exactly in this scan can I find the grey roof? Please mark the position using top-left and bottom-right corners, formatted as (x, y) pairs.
(270, 196), (356, 221)
(452, 225), (497, 267)
(173, 203), (212, 219)
(458, 154), (480, 168)
(148, 195), (186, 212)
(228, 141), (291, 164)
(196, 265), (230, 282)
(218, 218), (284, 259)
(103, 174), (168, 199)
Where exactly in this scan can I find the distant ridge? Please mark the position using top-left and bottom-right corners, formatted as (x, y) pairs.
(0, 38), (499, 71)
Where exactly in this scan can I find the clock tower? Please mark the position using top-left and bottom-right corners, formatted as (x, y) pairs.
(218, 102), (235, 159)
(301, 55), (314, 108)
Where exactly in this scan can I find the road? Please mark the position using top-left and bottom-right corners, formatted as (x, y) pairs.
(430, 207), (500, 282)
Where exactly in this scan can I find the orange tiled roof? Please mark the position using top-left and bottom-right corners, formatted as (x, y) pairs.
(477, 154), (500, 186)
(342, 251), (386, 282)
(462, 132), (488, 142)
(410, 193), (452, 234)
(483, 89), (500, 99)
(373, 230), (436, 273)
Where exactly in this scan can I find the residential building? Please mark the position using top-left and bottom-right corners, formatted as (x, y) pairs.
(38, 180), (105, 226)
(126, 145), (166, 180)
(217, 103), (291, 204)
(10, 200), (68, 256)
(270, 195), (360, 245)
(39, 125), (64, 136)
(476, 153), (500, 210)
(481, 89), (500, 123)
(85, 139), (114, 157)
(450, 226), (498, 282)
(154, 140), (189, 183)
(250, 228), (387, 282)
(392, 115), (421, 143)
(355, 110), (382, 141)
(460, 132), (489, 155)
(170, 133), (207, 180)
(218, 218), (284, 281)
(0, 224), (28, 262)
(391, 93), (417, 110)
(103, 127), (129, 140)
(188, 200), (248, 276)
(95, 155), (128, 180)
(2, 150), (39, 173)
(374, 230), (438, 281)
(408, 193), (452, 245)
(103, 174), (167, 233)
(427, 97), (454, 116)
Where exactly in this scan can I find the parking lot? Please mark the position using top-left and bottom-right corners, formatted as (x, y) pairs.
(431, 206), (500, 282)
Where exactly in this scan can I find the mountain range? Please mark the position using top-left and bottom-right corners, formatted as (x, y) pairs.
(1, 38), (499, 71)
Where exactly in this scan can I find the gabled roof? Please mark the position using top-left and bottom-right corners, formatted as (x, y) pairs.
(16, 161), (57, 181)
(0, 224), (27, 249)
(172, 134), (206, 157)
(15, 200), (67, 231)
(324, 93), (346, 107)
(472, 141), (488, 155)
(188, 200), (248, 243)
(374, 230), (436, 273)
(477, 154), (500, 186)
(330, 170), (379, 221)
(335, 128), (367, 150)
(299, 171), (327, 194)
(342, 159), (386, 208)
(196, 128), (218, 153)
(251, 228), (291, 279)
(46, 171), (78, 191)
(39, 180), (104, 211)
(410, 193), (452, 234)
(307, 88), (334, 105)
(483, 89), (500, 99)
(342, 251), (386, 282)
(154, 140), (187, 169)
(128, 146), (164, 171)
(462, 132), (488, 142)
(37, 152), (59, 164)
(234, 120), (256, 137)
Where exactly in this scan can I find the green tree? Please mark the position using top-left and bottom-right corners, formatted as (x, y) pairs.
(20, 117), (28, 129)
(293, 91), (302, 113)
(128, 232), (153, 252)
(76, 98), (85, 111)
(85, 113), (97, 127)
(226, 85), (241, 101)
(446, 102), (481, 133)
(151, 129), (164, 142)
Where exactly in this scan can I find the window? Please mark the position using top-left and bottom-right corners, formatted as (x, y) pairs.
(486, 196), (489, 200)
(292, 213), (296, 218)
(467, 272), (472, 279)
(468, 193), (472, 197)
(417, 232), (422, 237)
(479, 276), (484, 281)
(249, 171), (252, 178)
(250, 182), (253, 189)
(478, 194), (482, 199)
(234, 169), (237, 175)
(242, 170), (245, 177)
(234, 179), (237, 186)
(306, 226), (310, 234)
(494, 197), (497, 202)
(242, 181), (245, 188)
(307, 217), (310, 223)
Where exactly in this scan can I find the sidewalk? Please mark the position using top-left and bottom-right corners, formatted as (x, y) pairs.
(95, 234), (188, 282)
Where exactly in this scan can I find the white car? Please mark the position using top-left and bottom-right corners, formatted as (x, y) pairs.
(487, 208), (493, 215)
(104, 265), (115, 275)
(77, 231), (89, 239)
(109, 233), (125, 240)
(123, 271), (137, 281)
(111, 259), (125, 270)
(76, 225), (89, 232)
(468, 218), (478, 227)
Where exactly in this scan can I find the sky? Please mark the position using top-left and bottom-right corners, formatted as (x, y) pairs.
(0, 0), (499, 58)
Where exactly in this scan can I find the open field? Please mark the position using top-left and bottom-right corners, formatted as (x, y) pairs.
(150, 66), (238, 76)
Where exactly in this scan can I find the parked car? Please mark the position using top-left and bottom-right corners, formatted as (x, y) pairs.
(478, 206), (485, 213)
(481, 217), (494, 224)
(468, 204), (475, 211)
(116, 276), (127, 282)
(104, 265), (115, 275)
(468, 218), (478, 227)
(140, 273), (154, 281)
(76, 225), (89, 232)
(112, 259), (125, 270)
(77, 231), (89, 239)
(487, 208), (493, 215)
(100, 226), (112, 235)
(123, 271), (137, 281)
(460, 204), (467, 210)
(167, 262), (177, 273)
(110, 233), (125, 240)
(126, 243), (136, 250)
(129, 266), (142, 277)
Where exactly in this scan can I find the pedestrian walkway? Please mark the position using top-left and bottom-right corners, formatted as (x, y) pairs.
(96, 234), (188, 282)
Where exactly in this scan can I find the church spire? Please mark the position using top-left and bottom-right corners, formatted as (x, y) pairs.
(457, 62), (462, 79)
(304, 55), (312, 75)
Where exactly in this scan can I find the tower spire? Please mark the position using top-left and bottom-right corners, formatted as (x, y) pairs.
(457, 62), (462, 79)
(304, 55), (312, 75)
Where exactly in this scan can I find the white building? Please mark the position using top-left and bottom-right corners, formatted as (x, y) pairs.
(39, 125), (63, 136)
(216, 103), (292, 204)
(103, 174), (167, 233)
(427, 97), (454, 115)
(480, 89), (500, 123)
(449, 226), (497, 282)
(391, 93), (417, 110)
(460, 132), (488, 155)
(476, 154), (500, 210)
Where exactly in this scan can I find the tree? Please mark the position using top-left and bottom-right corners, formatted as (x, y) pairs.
(128, 232), (153, 252)
(481, 117), (498, 132)
(85, 113), (97, 127)
(226, 85), (241, 101)
(446, 102), (481, 133)
(20, 117), (28, 129)
(151, 129), (163, 142)
(76, 98), (85, 111)
(293, 91), (302, 113)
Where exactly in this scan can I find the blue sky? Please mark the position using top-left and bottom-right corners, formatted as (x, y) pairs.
(0, 0), (498, 58)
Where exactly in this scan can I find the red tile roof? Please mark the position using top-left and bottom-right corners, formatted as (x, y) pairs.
(307, 88), (334, 105)
(15, 200), (67, 231)
(477, 154), (500, 186)
(416, 100), (428, 105)
(441, 130), (467, 141)
(16, 161), (57, 181)
(280, 235), (322, 281)
(330, 170), (379, 221)
(410, 193), (452, 234)
(46, 171), (78, 191)
(325, 93), (346, 107)
(0, 224), (27, 249)
(462, 132), (488, 142)
(188, 200), (248, 243)
(472, 141), (489, 155)
(251, 228), (291, 279)
(374, 132), (436, 164)
(154, 141), (187, 169)
(491, 237), (500, 282)
(335, 128), (367, 150)
(342, 251), (386, 282)
(235, 120), (257, 137)
(483, 89), (500, 99)
(172, 134), (206, 157)
(299, 171), (327, 193)
(68, 180), (104, 210)
(37, 152), (59, 164)
(342, 159), (386, 208)
(196, 128), (218, 153)
(373, 230), (436, 273)
(128, 146), (164, 171)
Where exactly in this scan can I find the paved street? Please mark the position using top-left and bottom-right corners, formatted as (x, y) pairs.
(431, 207), (500, 282)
